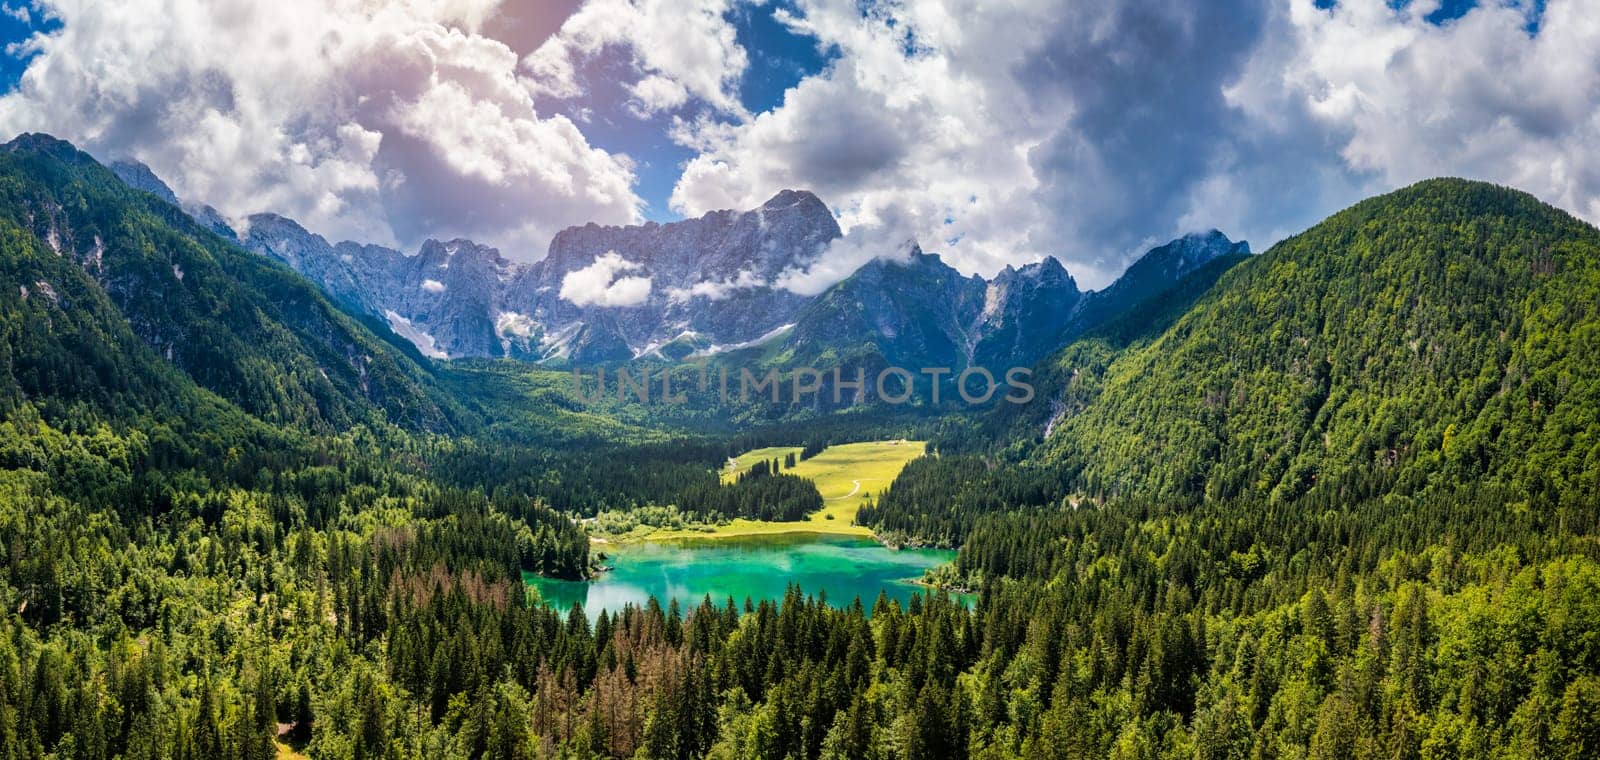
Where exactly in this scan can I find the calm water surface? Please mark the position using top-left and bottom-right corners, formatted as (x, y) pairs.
(525, 533), (965, 617)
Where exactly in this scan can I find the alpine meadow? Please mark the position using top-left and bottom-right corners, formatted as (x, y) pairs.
(0, 2), (1598, 760)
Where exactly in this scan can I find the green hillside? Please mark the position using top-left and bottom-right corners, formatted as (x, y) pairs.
(1036, 178), (1600, 506)
(849, 180), (1600, 760)
(0, 134), (464, 433)
(1, 133), (1598, 759)
(934, 248), (1252, 460)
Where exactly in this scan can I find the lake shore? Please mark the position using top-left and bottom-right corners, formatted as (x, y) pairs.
(908, 577), (978, 595)
(527, 532), (961, 620)
(603, 517), (874, 543)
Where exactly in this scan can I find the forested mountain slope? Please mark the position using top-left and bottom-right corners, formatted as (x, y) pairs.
(930, 248), (1252, 461)
(845, 181), (1600, 760)
(1034, 178), (1600, 505)
(0, 134), (464, 433)
(1, 132), (1599, 758)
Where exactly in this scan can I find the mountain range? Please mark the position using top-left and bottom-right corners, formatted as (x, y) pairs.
(21, 130), (1597, 514)
(779, 231), (1248, 375)
(107, 157), (1247, 374)
(5, 124), (1600, 760)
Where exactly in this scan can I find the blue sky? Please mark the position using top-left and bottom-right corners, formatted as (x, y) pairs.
(0, 0), (827, 224)
(514, 1), (833, 221)
(0, 0), (1590, 291)
(0, 3), (54, 85)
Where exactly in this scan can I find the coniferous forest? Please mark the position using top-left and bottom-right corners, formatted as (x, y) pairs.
(1, 132), (1599, 760)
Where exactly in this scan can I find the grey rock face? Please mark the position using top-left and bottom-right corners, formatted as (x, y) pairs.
(779, 231), (1249, 374)
(230, 204), (1245, 370)
(504, 189), (841, 362)
(186, 204), (239, 241)
(1068, 230), (1249, 331)
(240, 217), (515, 359)
(110, 159), (240, 240)
(109, 160), (179, 204)
(787, 247), (990, 370)
(110, 159), (1246, 370)
(389, 239), (515, 359)
(243, 213), (391, 320)
(230, 190), (838, 362)
(969, 256), (1083, 370)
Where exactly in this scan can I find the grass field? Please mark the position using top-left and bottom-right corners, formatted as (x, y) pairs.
(646, 440), (927, 540)
(719, 446), (806, 480)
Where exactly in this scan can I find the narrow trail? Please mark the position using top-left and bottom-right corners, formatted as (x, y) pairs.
(827, 479), (865, 501)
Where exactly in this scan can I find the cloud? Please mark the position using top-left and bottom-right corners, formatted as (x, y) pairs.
(1229, 0), (1600, 224)
(664, 268), (765, 301)
(496, 309), (538, 337)
(560, 251), (653, 306)
(421, 279), (447, 293)
(660, 0), (1600, 291)
(524, 0), (749, 117)
(772, 211), (921, 296)
(627, 74), (690, 117)
(666, 0), (1273, 289)
(0, 0), (643, 258)
(11, 0), (1600, 295)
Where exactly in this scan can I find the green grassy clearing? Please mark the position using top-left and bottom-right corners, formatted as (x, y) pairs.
(639, 440), (926, 540)
(720, 446), (805, 480)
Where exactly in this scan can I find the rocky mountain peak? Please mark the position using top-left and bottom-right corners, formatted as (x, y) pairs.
(415, 238), (509, 273)
(791, 231), (1249, 376)
(758, 188), (832, 219)
(104, 156), (237, 240)
(994, 255), (1076, 290)
(101, 155), (1247, 374)
(1137, 229), (1250, 278)
(108, 160), (179, 205)
(541, 188), (840, 282)
(245, 212), (318, 239)
(1083, 230), (1251, 305)
(242, 213), (329, 269)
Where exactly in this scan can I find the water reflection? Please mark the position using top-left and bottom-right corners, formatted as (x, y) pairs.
(525, 532), (967, 619)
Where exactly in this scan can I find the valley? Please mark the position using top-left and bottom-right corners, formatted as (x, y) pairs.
(10, 2), (1600, 755)
(530, 440), (941, 621)
(716, 440), (926, 532)
(0, 134), (1597, 759)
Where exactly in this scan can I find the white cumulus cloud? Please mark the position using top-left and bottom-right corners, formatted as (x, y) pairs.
(524, 0), (749, 117)
(667, 0), (1264, 289)
(12, 0), (1600, 296)
(560, 251), (653, 306)
(664, 269), (765, 301)
(661, 0), (1600, 290)
(0, 0), (643, 258)
(627, 75), (691, 118)
(1229, 0), (1600, 225)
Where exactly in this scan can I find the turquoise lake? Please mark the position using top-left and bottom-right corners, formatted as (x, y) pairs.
(524, 533), (964, 617)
